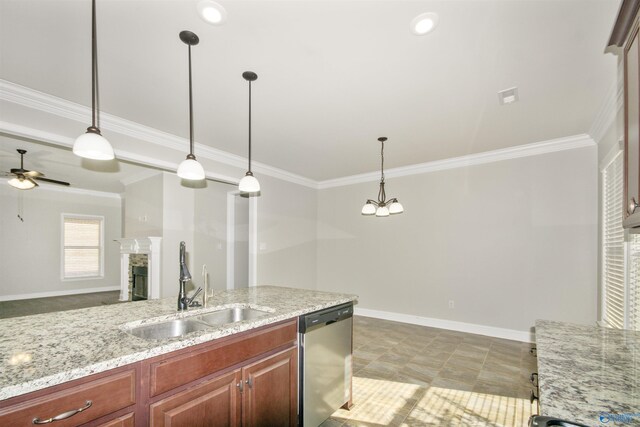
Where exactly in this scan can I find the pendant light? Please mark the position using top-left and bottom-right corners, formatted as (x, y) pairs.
(361, 137), (404, 217)
(176, 30), (206, 181)
(239, 71), (260, 193)
(73, 0), (115, 161)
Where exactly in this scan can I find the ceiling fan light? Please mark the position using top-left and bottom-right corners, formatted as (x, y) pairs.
(8, 177), (36, 190)
(376, 206), (390, 217)
(73, 130), (115, 160)
(239, 173), (260, 193)
(389, 201), (404, 214)
(177, 157), (205, 180)
(362, 203), (376, 215)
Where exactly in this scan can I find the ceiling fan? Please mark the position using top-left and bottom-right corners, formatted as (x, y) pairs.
(3, 149), (70, 190)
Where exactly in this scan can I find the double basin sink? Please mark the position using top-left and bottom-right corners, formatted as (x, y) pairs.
(124, 306), (271, 341)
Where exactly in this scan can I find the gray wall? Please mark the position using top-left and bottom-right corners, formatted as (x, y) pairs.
(316, 145), (598, 334)
(0, 185), (122, 298)
(256, 175), (318, 290)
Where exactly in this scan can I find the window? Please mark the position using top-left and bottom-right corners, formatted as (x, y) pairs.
(601, 151), (625, 328)
(62, 215), (104, 279)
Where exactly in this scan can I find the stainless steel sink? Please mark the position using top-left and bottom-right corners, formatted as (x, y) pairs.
(124, 306), (271, 341)
(126, 318), (210, 340)
(195, 307), (269, 326)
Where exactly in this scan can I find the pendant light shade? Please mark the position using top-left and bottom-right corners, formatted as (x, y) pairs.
(361, 137), (404, 217)
(177, 157), (205, 180)
(239, 71), (260, 194)
(177, 30), (205, 181)
(73, 0), (115, 161)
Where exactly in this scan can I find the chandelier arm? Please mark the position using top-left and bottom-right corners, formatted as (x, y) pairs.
(378, 181), (386, 204)
(366, 199), (379, 206)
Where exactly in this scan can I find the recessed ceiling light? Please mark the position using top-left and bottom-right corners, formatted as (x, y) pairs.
(498, 87), (519, 105)
(411, 13), (439, 36)
(197, 0), (227, 25)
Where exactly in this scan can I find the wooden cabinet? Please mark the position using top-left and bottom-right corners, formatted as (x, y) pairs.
(0, 368), (136, 427)
(0, 319), (298, 427)
(150, 370), (241, 427)
(610, 0), (640, 227)
(242, 347), (297, 427)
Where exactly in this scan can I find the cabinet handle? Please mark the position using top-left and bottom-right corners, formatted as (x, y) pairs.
(237, 382), (243, 393)
(32, 400), (92, 424)
(629, 198), (639, 215)
(246, 377), (253, 388)
(530, 372), (538, 386)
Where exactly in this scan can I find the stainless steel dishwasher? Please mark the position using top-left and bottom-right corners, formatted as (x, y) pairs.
(299, 302), (353, 427)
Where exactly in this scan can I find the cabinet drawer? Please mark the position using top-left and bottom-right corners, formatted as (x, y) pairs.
(150, 370), (240, 427)
(0, 370), (136, 427)
(97, 412), (135, 427)
(149, 320), (296, 397)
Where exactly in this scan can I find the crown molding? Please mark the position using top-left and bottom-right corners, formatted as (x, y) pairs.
(1, 79), (597, 192)
(318, 134), (595, 189)
(589, 80), (622, 144)
(0, 79), (317, 189)
(2, 179), (121, 199)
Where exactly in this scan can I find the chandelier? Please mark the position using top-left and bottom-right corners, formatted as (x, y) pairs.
(361, 137), (404, 217)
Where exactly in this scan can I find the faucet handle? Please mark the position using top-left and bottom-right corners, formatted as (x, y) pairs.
(188, 287), (203, 307)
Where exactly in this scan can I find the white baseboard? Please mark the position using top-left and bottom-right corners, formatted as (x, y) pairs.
(0, 286), (120, 302)
(355, 307), (535, 343)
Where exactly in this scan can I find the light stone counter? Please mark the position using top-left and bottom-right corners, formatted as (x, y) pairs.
(0, 286), (357, 401)
(535, 320), (640, 426)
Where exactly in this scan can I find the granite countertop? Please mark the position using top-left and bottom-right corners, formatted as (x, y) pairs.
(0, 285), (357, 401)
(535, 320), (640, 426)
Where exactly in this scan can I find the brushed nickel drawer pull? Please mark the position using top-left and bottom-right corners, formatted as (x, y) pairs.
(32, 400), (92, 424)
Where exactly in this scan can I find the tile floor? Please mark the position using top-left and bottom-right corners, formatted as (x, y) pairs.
(324, 316), (537, 427)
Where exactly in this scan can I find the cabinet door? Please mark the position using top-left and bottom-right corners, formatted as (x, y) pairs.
(96, 412), (135, 427)
(625, 19), (640, 227)
(242, 347), (297, 427)
(150, 370), (241, 427)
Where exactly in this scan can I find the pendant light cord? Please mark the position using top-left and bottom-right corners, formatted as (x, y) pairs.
(188, 44), (195, 156)
(91, 0), (98, 129)
(248, 80), (252, 173)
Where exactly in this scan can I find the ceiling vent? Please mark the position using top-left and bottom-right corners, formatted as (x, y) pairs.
(498, 87), (519, 105)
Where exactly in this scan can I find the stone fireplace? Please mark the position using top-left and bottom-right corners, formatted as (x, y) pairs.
(116, 237), (161, 301)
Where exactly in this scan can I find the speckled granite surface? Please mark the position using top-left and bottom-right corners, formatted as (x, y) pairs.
(0, 286), (357, 401)
(536, 320), (640, 426)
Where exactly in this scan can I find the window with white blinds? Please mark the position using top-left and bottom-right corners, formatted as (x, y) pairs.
(62, 215), (104, 279)
(628, 233), (640, 329)
(602, 151), (625, 328)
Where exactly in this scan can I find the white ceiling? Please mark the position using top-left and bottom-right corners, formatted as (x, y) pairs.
(0, 0), (620, 182)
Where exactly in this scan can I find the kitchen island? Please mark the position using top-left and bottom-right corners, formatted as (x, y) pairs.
(0, 286), (357, 426)
(535, 320), (640, 426)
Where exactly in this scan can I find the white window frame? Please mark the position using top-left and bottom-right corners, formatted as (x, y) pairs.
(61, 213), (105, 281)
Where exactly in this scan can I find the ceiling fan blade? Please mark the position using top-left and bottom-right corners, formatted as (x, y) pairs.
(0, 171), (16, 178)
(24, 170), (43, 178)
(34, 176), (70, 186)
(27, 177), (39, 187)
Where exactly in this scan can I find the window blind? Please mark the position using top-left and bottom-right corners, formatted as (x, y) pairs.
(63, 216), (103, 279)
(628, 234), (640, 330)
(602, 151), (625, 329)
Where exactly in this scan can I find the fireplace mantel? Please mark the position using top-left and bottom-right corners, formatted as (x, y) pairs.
(115, 237), (162, 301)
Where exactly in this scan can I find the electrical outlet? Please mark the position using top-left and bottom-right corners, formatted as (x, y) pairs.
(448, 300), (455, 309)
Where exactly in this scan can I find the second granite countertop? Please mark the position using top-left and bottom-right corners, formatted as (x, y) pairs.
(535, 319), (640, 426)
(0, 285), (357, 401)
